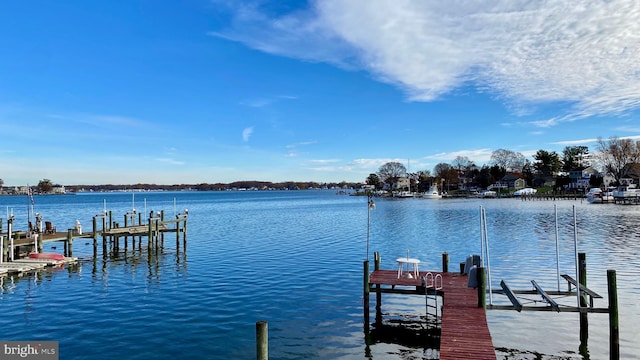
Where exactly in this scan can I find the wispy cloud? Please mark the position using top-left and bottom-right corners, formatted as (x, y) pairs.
(425, 149), (494, 163)
(240, 98), (275, 108)
(284, 140), (317, 157)
(552, 135), (640, 146)
(156, 158), (185, 165)
(614, 125), (640, 133)
(213, 1), (640, 126)
(240, 95), (299, 108)
(309, 159), (341, 164)
(242, 127), (254, 142)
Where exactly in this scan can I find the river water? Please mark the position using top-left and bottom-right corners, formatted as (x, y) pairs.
(0, 191), (638, 359)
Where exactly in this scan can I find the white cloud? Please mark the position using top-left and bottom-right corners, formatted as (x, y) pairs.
(242, 127), (254, 142)
(309, 159), (341, 164)
(615, 125), (640, 133)
(240, 95), (299, 108)
(425, 149), (494, 163)
(552, 135), (640, 146)
(156, 158), (185, 165)
(213, 0), (640, 125)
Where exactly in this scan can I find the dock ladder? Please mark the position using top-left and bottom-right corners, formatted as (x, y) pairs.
(423, 272), (443, 329)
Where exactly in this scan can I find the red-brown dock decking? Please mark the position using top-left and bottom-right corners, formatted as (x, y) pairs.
(368, 270), (496, 360)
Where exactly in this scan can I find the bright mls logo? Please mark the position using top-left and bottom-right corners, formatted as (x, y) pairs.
(1, 341), (58, 359)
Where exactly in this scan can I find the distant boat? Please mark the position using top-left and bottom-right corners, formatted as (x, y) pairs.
(586, 188), (614, 203)
(513, 188), (537, 196)
(477, 190), (497, 198)
(612, 184), (640, 200)
(422, 185), (442, 199)
(393, 191), (414, 198)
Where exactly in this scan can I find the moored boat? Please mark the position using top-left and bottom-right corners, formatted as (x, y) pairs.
(422, 185), (442, 199)
(586, 188), (614, 203)
(477, 190), (497, 198)
(612, 184), (640, 200)
(29, 252), (65, 261)
(393, 191), (414, 198)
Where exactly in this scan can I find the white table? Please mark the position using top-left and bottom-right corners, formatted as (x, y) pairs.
(396, 257), (420, 279)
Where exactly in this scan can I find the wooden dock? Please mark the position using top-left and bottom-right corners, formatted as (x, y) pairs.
(366, 258), (496, 359)
(438, 272), (496, 360)
(1, 209), (188, 266)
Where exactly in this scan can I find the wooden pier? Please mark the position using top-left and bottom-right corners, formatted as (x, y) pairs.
(364, 252), (497, 359)
(1, 209), (188, 275)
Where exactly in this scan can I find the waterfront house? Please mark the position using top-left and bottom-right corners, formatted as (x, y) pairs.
(393, 177), (410, 191)
(567, 166), (598, 190)
(499, 173), (526, 190)
(533, 176), (555, 188)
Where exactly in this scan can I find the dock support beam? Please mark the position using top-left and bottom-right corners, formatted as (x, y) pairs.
(608, 270), (619, 360)
(442, 252), (449, 273)
(477, 267), (486, 308)
(578, 252), (589, 357)
(374, 252), (382, 326)
(256, 321), (268, 360)
(363, 260), (370, 337)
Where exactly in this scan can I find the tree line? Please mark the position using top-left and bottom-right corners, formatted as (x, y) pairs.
(4, 137), (639, 194)
(367, 137), (640, 191)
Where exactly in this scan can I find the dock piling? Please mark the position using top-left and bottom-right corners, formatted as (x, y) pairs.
(442, 252), (449, 273)
(66, 229), (74, 257)
(374, 252), (382, 326)
(363, 260), (370, 335)
(608, 270), (619, 360)
(256, 321), (268, 360)
(477, 267), (486, 308)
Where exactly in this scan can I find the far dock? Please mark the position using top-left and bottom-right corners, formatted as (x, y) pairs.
(1, 209), (188, 276)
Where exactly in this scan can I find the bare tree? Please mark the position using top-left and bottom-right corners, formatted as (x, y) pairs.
(377, 162), (407, 187)
(433, 163), (458, 190)
(451, 156), (472, 171)
(596, 137), (640, 184)
(490, 149), (525, 172)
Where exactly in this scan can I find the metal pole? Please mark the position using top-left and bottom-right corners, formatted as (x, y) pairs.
(573, 205), (581, 307)
(367, 195), (370, 261)
(479, 206), (485, 267)
(483, 207), (493, 305)
(555, 204), (560, 292)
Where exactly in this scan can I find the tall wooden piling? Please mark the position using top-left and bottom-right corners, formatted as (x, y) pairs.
(578, 252), (589, 353)
(608, 270), (619, 360)
(147, 213), (154, 250)
(442, 252), (449, 273)
(182, 214), (188, 249)
(363, 260), (370, 335)
(477, 267), (486, 308)
(138, 212), (143, 248)
(66, 229), (74, 257)
(256, 321), (268, 360)
(374, 252), (382, 326)
(160, 210), (165, 247)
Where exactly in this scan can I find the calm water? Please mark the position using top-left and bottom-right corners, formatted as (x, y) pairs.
(1, 191), (639, 359)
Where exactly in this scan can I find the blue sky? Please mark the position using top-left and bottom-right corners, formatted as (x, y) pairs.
(1, 1), (640, 186)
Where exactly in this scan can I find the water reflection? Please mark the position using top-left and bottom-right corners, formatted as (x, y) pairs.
(90, 243), (187, 287)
